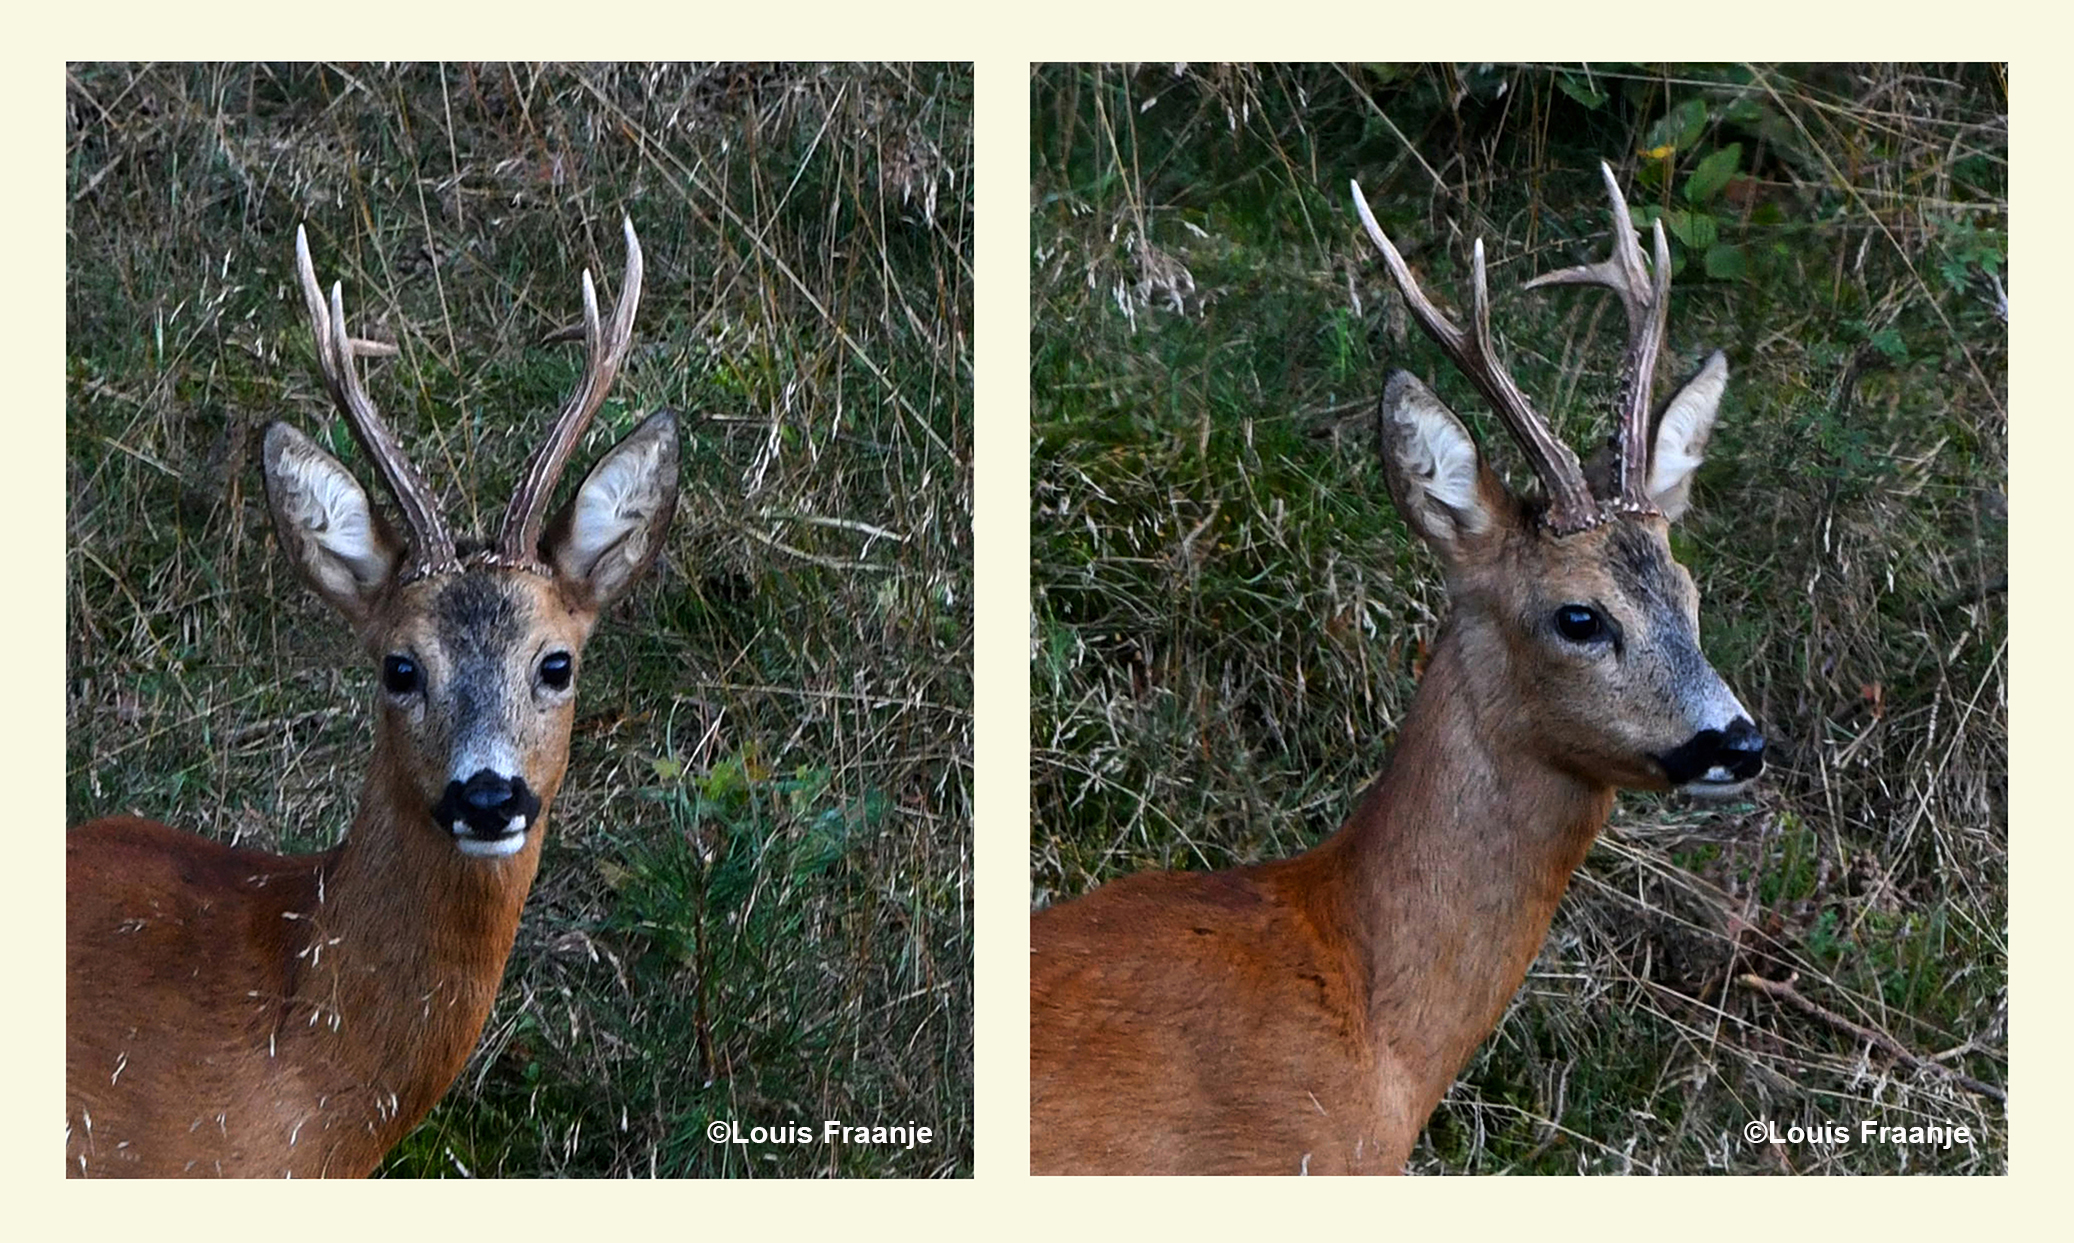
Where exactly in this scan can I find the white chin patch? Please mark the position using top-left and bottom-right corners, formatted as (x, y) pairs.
(1682, 772), (1754, 801)
(452, 818), (531, 858)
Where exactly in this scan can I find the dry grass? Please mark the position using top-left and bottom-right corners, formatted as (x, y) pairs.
(1032, 63), (2004, 1174)
(67, 62), (971, 1177)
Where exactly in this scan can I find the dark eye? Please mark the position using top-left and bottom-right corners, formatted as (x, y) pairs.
(539, 651), (574, 691)
(381, 654), (421, 695)
(1554, 605), (1606, 644)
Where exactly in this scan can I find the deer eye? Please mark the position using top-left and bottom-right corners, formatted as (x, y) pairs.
(381, 654), (422, 695)
(539, 651), (574, 691)
(1553, 605), (1607, 645)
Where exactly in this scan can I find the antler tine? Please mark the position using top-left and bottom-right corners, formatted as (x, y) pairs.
(1350, 181), (1599, 533)
(1521, 162), (1673, 512)
(496, 216), (645, 565)
(293, 225), (458, 571)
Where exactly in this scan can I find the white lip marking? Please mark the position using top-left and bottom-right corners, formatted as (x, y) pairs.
(1682, 772), (1753, 801)
(453, 832), (527, 859)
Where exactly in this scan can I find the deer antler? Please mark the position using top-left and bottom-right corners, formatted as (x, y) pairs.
(295, 225), (460, 575)
(1350, 182), (1600, 534)
(495, 216), (645, 568)
(1522, 161), (1672, 516)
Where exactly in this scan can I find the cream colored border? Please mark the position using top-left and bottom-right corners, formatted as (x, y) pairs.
(14, 27), (2053, 1243)
(975, 55), (1031, 1183)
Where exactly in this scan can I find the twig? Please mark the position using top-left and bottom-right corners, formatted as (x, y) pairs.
(736, 523), (891, 572)
(764, 512), (908, 543)
(71, 152), (123, 203)
(1739, 972), (2005, 1102)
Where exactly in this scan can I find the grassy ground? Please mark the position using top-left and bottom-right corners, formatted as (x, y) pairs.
(66, 62), (971, 1177)
(1031, 63), (2005, 1174)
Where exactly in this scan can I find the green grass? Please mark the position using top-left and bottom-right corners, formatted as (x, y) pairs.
(67, 62), (971, 1177)
(1031, 63), (2004, 1174)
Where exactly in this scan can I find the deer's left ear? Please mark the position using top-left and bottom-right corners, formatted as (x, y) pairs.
(541, 410), (679, 610)
(1647, 350), (1729, 522)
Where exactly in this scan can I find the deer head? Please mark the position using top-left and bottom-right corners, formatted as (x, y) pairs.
(1352, 165), (1764, 794)
(261, 220), (678, 858)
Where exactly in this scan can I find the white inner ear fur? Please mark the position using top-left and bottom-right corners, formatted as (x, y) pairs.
(274, 442), (388, 589)
(1647, 350), (1729, 520)
(565, 436), (666, 576)
(1386, 380), (1490, 536)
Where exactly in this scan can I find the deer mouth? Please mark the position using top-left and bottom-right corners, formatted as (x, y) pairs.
(450, 821), (529, 858)
(1655, 718), (1766, 796)
(1680, 771), (1757, 800)
(433, 770), (543, 859)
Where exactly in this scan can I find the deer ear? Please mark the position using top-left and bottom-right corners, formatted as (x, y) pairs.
(1647, 350), (1729, 522)
(262, 421), (400, 624)
(542, 409), (679, 610)
(1378, 371), (1508, 561)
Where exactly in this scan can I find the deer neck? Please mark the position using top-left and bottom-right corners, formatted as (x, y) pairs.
(286, 743), (546, 1133)
(1299, 621), (1615, 1106)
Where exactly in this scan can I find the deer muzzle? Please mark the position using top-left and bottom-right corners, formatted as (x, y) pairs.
(434, 769), (542, 858)
(1654, 717), (1766, 794)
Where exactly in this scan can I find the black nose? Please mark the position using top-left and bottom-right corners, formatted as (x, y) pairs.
(1717, 717), (1767, 779)
(1655, 717), (1766, 786)
(434, 769), (542, 838)
(463, 772), (516, 810)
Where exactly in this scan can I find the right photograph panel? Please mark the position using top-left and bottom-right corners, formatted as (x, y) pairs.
(1028, 63), (2006, 1175)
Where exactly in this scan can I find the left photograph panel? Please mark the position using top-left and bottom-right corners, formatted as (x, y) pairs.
(65, 62), (973, 1178)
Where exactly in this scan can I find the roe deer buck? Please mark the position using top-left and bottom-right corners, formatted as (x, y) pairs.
(66, 219), (678, 1177)
(1030, 164), (1765, 1175)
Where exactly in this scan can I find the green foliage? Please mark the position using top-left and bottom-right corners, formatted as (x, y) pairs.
(1935, 215), (2007, 294)
(1554, 71), (1609, 111)
(1685, 143), (1743, 205)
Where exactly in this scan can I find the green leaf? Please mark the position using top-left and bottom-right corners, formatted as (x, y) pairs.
(1646, 98), (1709, 154)
(1555, 73), (1608, 109)
(1672, 98), (1710, 149)
(1359, 64), (1413, 87)
(1723, 97), (1767, 125)
(1661, 209), (1719, 251)
(1703, 243), (1747, 281)
(1684, 143), (1742, 205)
